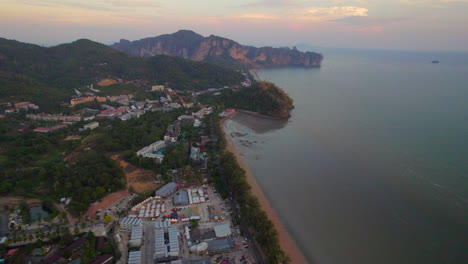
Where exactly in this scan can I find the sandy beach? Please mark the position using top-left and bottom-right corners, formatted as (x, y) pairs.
(222, 118), (309, 264)
(249, 69), (261, 81)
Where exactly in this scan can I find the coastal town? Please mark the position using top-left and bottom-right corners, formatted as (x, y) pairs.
(0, 73), (283, 264)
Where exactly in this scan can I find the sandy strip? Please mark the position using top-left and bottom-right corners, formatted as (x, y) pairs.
(223, 120), (309, 264)
(249, 69), (261, 81)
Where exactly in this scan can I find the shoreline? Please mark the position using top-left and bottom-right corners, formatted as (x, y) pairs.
(222, 116), (309, 264)
(236, 109), (290, 120)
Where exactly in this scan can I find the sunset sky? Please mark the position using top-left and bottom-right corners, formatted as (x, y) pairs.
(0, 0), (467, 51)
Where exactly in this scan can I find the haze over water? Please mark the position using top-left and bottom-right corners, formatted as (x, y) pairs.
(224, 49), (468, 264)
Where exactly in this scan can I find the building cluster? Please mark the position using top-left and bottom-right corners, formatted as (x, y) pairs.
(2, 101), (39, 115)
(106, 94), (134, 105)
(26, 113), (81, 123)
(119, 217), (142, 231)
(129, 225), (143, 248)
(128, 196), (167, 219)
(155, 227), (180, 261)
(118, 144), (252, 262)
(173, 187), (208, 206)
(136, 107), (213, 164)
(70, 95), (107, 106)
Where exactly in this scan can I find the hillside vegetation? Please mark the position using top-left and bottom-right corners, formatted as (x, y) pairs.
(200, 81), (294, 118)
(0, 37), (244, 110)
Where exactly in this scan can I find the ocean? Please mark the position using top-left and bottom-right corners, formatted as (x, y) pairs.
(224, 48), (468, 264)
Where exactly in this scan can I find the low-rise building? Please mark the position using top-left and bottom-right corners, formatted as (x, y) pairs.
(152, 85), (165, 91)
(83, 121), (99, 130)
(71, 96), (106, 106)
(155, 182), (178, 198)
(120, 217), (142, 231)
(213, 224), (232, 238)
(173, 190), (189, 206)
(190, 146), (200, 160)
(128, 251), (141, 264)
(136, 140), (166, 163)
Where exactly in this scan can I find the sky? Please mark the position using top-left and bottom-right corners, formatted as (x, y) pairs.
(0, 0), (467, 51)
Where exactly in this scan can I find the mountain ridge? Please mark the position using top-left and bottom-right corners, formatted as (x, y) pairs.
(112, 30), (323, 69)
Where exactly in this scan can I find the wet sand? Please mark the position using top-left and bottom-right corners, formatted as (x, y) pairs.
(223, 117), (309, 264)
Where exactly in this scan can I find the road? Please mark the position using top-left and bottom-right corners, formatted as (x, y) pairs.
(142, 220), (155, 264)
(0, 212), (8, 236)
(209, 116), (265, 264)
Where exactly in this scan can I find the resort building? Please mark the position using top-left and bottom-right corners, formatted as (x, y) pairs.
(136, 140), (166, 163)
(83, 121), (99, 130)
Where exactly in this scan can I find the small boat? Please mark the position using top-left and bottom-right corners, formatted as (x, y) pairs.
(432, 60), (439, 64)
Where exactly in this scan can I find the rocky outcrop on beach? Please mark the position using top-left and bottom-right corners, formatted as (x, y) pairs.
(112, 30), (323, 69)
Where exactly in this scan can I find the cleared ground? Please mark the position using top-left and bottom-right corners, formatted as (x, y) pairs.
(81, 190), (129, 221)
(97, 79), (117, 86)
(112, 155), (160, 193)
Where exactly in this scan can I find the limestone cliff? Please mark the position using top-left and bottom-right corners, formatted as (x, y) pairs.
(112, 30), (323, 69)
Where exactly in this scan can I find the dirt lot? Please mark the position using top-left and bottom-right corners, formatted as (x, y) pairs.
(81, 190), (129, 221)
(111, 155), (160, 194)
(97, 79), (117, 86)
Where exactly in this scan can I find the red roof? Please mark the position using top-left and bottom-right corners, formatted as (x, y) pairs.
(7, 248), (19, 256)
(34, 127), (51, 132)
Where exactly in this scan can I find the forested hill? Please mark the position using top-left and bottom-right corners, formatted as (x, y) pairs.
(200, 81), (294, 118)
(0, 37), (244, 107)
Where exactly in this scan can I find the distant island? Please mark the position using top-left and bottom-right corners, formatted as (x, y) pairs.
(111, 30), (323, 69)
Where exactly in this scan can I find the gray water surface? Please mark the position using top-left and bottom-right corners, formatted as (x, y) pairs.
(225, 49), (468, 264)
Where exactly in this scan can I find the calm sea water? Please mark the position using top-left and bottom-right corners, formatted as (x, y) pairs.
(224, 49), (468, 264)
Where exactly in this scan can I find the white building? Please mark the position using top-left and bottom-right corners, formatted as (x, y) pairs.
(194, 107), (213, 119)
(136, 140), (166, 163)
(152, 85), (165, 91)
(83, 121), (99, 130)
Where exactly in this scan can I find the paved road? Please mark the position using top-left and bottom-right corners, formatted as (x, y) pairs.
(0, 212), (8, 236)
(142, 220), (155, 264)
